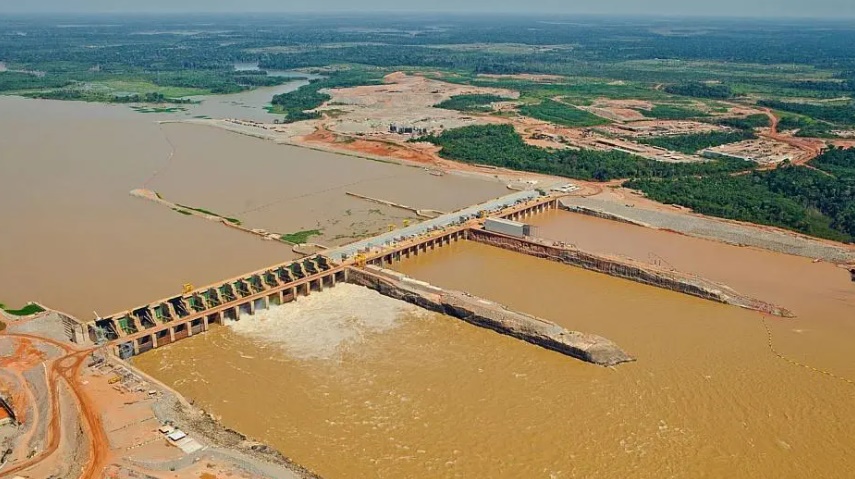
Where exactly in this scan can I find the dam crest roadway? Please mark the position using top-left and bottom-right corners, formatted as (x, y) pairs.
(68, 190), (792, 367)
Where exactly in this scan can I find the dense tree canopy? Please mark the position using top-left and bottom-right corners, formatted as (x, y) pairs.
(626, 147), (855, 241)
(639, 130), (755, 154)
(420, 124), (752, 182)
(664, 82), (735, 99)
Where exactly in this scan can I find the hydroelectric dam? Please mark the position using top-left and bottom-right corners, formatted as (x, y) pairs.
(63, 190), (791, 367)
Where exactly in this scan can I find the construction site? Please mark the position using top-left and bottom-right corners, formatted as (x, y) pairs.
(2, 71), (854, 479)
(702, 137), (802, 164)
(0, 185), (806, 478)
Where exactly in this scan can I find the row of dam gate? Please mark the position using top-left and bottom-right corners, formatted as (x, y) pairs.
(67, 194), (576, 357)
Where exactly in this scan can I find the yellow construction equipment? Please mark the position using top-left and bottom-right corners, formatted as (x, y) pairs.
(388, 224), (395, 232)
(182, 283), (194, 294)
(354, 254), (367, 268)
(403, 219), (410, 227)
(108, 376), (121, 385)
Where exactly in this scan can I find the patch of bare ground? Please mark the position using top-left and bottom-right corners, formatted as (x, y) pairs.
(317, 71), (517, 137)
(477, 73), (566, 83)
(831, 139), (855, 149)
(577, 99), (653, 122)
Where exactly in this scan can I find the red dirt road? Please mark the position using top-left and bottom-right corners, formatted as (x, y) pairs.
(0, 333), (107, 479)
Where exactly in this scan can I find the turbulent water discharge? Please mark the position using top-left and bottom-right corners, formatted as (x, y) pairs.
(136, 220), (855, 479)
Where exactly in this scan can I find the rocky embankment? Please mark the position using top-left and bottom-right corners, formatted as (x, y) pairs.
(348, 266), (634, 367)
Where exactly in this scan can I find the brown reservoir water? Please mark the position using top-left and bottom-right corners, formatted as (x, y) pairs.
(0, 95), (505, 319)
(134, 216), (855, 478)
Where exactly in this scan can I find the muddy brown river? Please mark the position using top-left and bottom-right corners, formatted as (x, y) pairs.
(0, 95), (505, 319)
(135, 212), (855, 478)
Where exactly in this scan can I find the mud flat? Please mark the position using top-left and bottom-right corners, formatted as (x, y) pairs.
(144, 122), (509, 246)
(348, 266), (634, 366)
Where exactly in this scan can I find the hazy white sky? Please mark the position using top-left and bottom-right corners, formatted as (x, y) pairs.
(1, 0), (853, 18)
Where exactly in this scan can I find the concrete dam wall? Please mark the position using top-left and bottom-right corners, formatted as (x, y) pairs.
(467, 228), (794, 318)
(347, 266), (635, 367)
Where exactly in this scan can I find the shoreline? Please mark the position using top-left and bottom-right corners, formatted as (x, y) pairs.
(182, 117), (855, 265)
(116, 353), (324, 479)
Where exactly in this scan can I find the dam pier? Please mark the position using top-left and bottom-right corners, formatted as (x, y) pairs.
(68, 190), (790, 366)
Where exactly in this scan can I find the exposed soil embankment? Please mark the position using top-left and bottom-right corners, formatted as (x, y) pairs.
(468, 229), (794, 317)
(347, 266), (634, 367)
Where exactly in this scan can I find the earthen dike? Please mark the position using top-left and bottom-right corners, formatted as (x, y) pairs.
(66, 192), (792, 367)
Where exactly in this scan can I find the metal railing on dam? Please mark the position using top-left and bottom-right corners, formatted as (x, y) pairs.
(78, 191), (561, 357)
(88, 255), (346, 357)
(323, 190), (542, 263)
(72, 186), (789, 360)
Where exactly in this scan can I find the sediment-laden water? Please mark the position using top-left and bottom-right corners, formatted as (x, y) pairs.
(135, 230), (855, 478)
(0, 95), (505, 318)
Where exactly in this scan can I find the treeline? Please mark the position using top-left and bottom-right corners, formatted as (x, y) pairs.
(420, 124), (753, 182)
(758, 99), (855, 127)
(626, 147), (855, 242)
(434, 94), (508, 112)
(270, 70), (383, 122)
(642, 105), (708, 120)
(664, 82), (735, 99)
(712, 114), (770, 130)
(151, 70), (292, 94)
(776, 115), (839, 138)
(0, 71), (73, 92)
(518, 99), (609, 127)
(23, 89), (193, 104)
(639, 130), (755, 154)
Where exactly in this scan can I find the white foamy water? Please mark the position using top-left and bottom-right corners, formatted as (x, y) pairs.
(227, 283), (427, 360)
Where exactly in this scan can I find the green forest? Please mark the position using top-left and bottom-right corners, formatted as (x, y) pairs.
(664, 82), (736, 99)
(626, 147), (855, 242)
(420, 124), (753, 181)
(712, 114), (771, 130)
(642, 105), (709, 120)
(518, 99), (609, 127)
(434, 94), (509, 112)
(639, 130), (755, 154)
(269, 70), (384, 122)
(759, 99), (855, 127)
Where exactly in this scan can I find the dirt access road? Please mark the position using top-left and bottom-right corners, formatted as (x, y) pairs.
(0, 332), (108, 479)
(758, 108), (826, 167)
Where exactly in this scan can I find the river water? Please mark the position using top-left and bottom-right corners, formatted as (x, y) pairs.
(0, 90), (504, 319)
(133, 214), (855, 478)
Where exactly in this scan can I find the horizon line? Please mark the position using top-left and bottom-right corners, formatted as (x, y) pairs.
(1, 11), (855, 21)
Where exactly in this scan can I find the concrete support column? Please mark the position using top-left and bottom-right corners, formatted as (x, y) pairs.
(290, 287), (297, 300)
(203, 316), (210, 331)
(186, 321), (194, 337)
(169, 328), (175, 342)
(330, 273), (336, 286)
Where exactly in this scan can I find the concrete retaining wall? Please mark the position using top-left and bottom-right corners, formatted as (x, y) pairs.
(468, 228), (794, 317)
(347, 266), (634, 367)
(558, 202), (652, 228)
